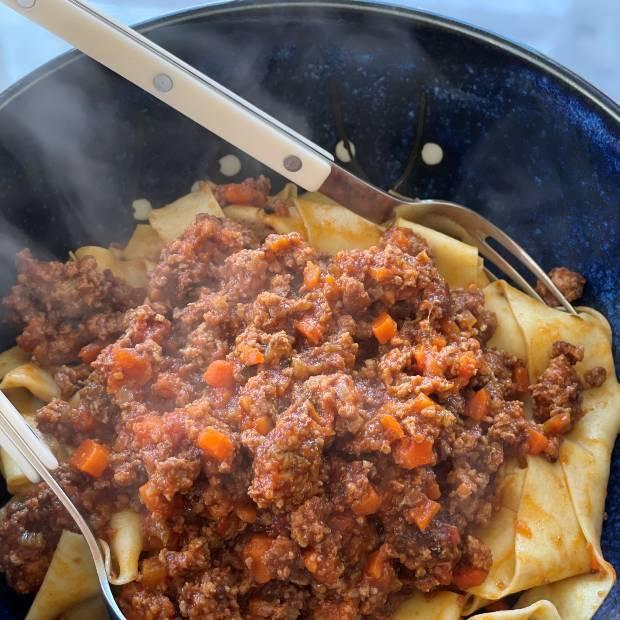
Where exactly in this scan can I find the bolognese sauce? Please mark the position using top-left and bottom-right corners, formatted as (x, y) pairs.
(0, 185), (603, 619)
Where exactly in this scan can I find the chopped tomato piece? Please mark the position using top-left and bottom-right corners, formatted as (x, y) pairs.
(197, 427), (234, 461)
(69, 439), (109, 478)
(379, 414), (404, 441)
(512, 364), (530, 392)
(303, 261), (321, 289)
(266, 236), (292, 252)
(452, 565), (489, 589)
(525, 427), (549, 455)
(295, 319), (324, 345)
(372, 312), (397, 344)
(465, 388), (490, 422)
(132, 415), (163, 447)
(407, 497), (441, 531)
(140, 557), (167, 588)
(351, 484), (382, 516)
(204, 359), (235, 389)
(242, 535), (273, 583)
(393, 437), (434, 469)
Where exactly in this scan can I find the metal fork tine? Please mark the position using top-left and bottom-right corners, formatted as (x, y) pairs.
(481, 222), (578, 315)
(475, 237), (543, 301)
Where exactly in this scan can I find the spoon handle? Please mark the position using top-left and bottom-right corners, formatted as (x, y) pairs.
(3, 0), (334, 190)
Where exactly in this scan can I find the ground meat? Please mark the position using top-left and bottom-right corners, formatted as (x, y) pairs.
(3, 250), (142, 366)
(0, 181), (554, 619)
(530, 341), (584, 430)
(584, 366), (607, 388)
(535, 266), (586, 307)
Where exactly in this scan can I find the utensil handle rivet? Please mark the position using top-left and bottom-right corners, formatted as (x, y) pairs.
(153, 73), (173, 93)
(283, 155), (302, 172)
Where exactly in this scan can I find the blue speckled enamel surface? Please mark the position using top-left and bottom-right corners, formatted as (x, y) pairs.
(0, 2), (618, 618)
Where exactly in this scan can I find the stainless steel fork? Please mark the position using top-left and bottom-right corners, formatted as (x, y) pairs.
(2, 0), (576, 315)
(0, 391), (125, 619)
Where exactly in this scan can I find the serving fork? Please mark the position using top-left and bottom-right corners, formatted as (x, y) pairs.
(1, 0), (577, 315)
(0, 1), (580, 617)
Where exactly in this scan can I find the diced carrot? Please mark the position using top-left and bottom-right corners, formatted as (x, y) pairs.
(351, 484), (382, 516)
(108, 348), (152, 393)
(393, 437), (434, 469)
(204, 359), (235, 389)
(407, 498), (441, 531)
(78, 342), (103, 364)
(365, 547), (388, 580)
(303, 549), (319, 575)
(411, 393), (435, 413)
(323, 274), (340, 301)
(254, 416), (273, 436)
(303, 261), (321, 290)
(485, 601), (510, 612)
(372, 312), (397, 344)
(431, 335), (447, 349)
(457, 351), (478, 381)
(389, 228), (411, 250)
(465, 388), (490, 422)
(414, 346), (443, 376)
(379, 414), (404, 441)
(425, 478), (441, 500)
(140, 556), (167, 588)
(512, 364), (530, 393)
(69, 439), (110, 478)
(369, 266), (391, 282)
(295, 319), (324, 345)
(139, 482), (170, 515)
(132, 415), (163, 447)
(543, 412), (571, 436)
(242, 535), (273, 583)
(266, 236), (292, 252)
(440, 318), (460, 338)
(452, 566), (489, 589)
(197, 427), (234, 461)
(235, 501), (257, 524)
(239, 346), (265, 366)
(526, 427), (549, 455)
(220, 183), (266, 207)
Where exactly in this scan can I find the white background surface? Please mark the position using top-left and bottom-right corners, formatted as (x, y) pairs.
(0, 0), (619, 102)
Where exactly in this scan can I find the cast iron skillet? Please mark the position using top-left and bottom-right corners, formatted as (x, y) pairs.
(0, 2), (618, 617)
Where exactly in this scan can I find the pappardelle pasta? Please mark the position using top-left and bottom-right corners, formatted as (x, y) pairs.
(0, 177), (617, 620)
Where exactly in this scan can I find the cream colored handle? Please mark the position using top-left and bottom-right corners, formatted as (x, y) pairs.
(2, 0), (334, 191)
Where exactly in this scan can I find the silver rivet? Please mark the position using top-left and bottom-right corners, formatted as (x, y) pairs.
(153, 73), (173, 93)
(17, 0), (36, 8)
(283, 155), (302, 172)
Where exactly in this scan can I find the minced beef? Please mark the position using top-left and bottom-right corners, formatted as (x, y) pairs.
(0, 180), (596, 619)
(535, 266), (586, 307)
